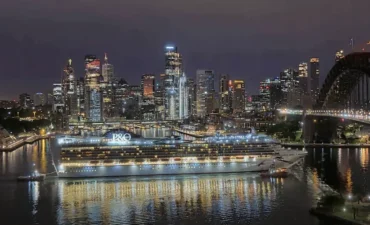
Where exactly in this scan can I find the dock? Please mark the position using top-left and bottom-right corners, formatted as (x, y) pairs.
(0, 135), (50, 152)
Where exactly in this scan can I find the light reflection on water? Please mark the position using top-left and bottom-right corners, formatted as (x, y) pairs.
(1, 129), (370, 224)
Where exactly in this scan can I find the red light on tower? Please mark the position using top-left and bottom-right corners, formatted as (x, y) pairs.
(341, 118), (344, 122)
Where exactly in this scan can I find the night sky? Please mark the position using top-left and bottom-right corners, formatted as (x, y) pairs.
(1, 0), (370, 100)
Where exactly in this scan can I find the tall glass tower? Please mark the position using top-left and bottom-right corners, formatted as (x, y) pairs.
(164, 46), (182, 120)
(84, 55), (103, 122)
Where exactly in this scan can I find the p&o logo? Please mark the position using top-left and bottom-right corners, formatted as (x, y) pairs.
(112, 133), (131, 143)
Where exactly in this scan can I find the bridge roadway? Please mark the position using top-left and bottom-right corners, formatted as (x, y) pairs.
(278, 109), (370, 125)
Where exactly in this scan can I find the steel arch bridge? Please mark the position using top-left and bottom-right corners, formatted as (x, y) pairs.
(316, 52), (370, 109)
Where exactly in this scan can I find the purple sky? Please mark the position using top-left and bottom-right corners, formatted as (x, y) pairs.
(1, 0), (370, 100)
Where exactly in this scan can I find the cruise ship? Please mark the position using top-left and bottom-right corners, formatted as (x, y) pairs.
(57, 130), (306, 178)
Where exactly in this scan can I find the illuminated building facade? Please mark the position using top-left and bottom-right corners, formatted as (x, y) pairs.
(33, 93), (45, 106)
(280, 68), (299, 107)
(179, 73), (189, 119)
(84, 55), (103, 122)
(232, 80), (245, 113)
(187, 78), (196, 116)
(196, 70), (215, 117)
(164, 46), (182, 120)
(101, 53), (116, 118)
(310, 57), (320, 102)
(219, 74), (231, 112)
(141, 74), (155, 98)
(76, 78), (85, 115)
(52, 84), (64, 112)
(62, 59), (78, 117)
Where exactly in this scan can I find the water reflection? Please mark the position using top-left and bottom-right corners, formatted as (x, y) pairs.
(56, 175), (284, 224)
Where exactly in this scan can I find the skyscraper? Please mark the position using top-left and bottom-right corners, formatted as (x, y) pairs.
(164, 46), (182, 120)
(187, 78), (196, 116)
(196, 70), (215, 117)
(219, 74), (231, 112)
(19, 93), (32, 109)
(310, 58), (320, 102)
(101, 53), (116, 118)
(232, 80), (245, 113)
(84, 55), (103, 122)
(298, 62), (309, 94)
(102, 53), (114, 83)
(62, 59), (78, 117)
(179, 73), (189, 119)
(33, 93), (45, 106)
(280, 68), (299, 107)
(141, 74), (155, 98)
(52, 84), (64, 112)
(76, 78), (85, 115)
(335, 50), (345, 62)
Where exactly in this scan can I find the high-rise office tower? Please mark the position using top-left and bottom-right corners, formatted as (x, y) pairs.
(84, 55), (103, 122)
(62, 59), (78, 117)
(141, 74), (155, 98)
(101, 53), (116, 118)
(102, 53), (114, 83)
(196, 70), (215, 117)
(179, 73), (189, 119)
(154, 74), (166, 120)
(76, 78), (85, 115)
(269, 78), (283, 109)
(187, 78), (196, 116)
(140, 74), (156, 120)
(33, 93), (45, 106)
(298, 62), (309, 94)
(335, 50), (344, 62)
(259, 78), (272, 110)
(19, 93), (32, 109)
(309, 58), (320, 102)
(219, 74), (231, 112)
(232, 80), (245, 113)
(52, 84), (64, 112)
(280, 68), (299, 107)
(115, 78), (129, 116)
(164, 46), (182, 120)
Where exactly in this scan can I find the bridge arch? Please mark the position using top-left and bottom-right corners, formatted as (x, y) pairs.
(316, 52), (370, 109)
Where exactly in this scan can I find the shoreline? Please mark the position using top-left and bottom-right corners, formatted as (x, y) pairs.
(310, 208), (369, 225)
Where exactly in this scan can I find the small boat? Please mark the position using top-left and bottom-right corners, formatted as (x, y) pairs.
(17, 171), (45, 182)
(260, 168), (288, 178)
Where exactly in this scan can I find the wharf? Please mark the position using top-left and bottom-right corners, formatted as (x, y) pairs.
(282, 143), (370, 148)
(0, 135), (50, 152)
(310, 208), (369, 225)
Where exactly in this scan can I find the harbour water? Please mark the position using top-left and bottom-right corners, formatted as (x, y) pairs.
(0, 128), (369, 224)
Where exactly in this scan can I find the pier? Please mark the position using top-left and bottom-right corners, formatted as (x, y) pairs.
(0, 135), (50, 152)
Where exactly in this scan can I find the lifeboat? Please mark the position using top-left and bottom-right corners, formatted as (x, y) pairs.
(103, 160), (113, 164)
(197, 157), (206, 161)
(119, 159), (130, 163)
(90, 160), (99, 164)
(236, 156), (244, 160)
(223, 156), (230, 160)
(150, 158), (159, 162)
(210, 157), (218, 160)
(174, 158), (181, 162)
(161, 158), (170, 162)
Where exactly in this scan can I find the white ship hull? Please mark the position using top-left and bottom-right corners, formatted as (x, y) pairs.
(58, 154), (304, 178)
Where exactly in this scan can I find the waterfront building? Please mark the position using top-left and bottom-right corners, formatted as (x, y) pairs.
(19, 93), (32, 109)
(84, 55), (103, 122)
(62, 59), (78, 117)
(309, 57), (320, 102)
(219, 74), (231, 113)
(232, 80), (245, 113)
(33, 93), (45, 106)
(164, 46), (182, 120)
(115, 78), (130, 116)
(196, 70), (215, 117)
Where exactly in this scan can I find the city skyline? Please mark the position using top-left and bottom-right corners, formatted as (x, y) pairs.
(1, 0), (370, 99)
